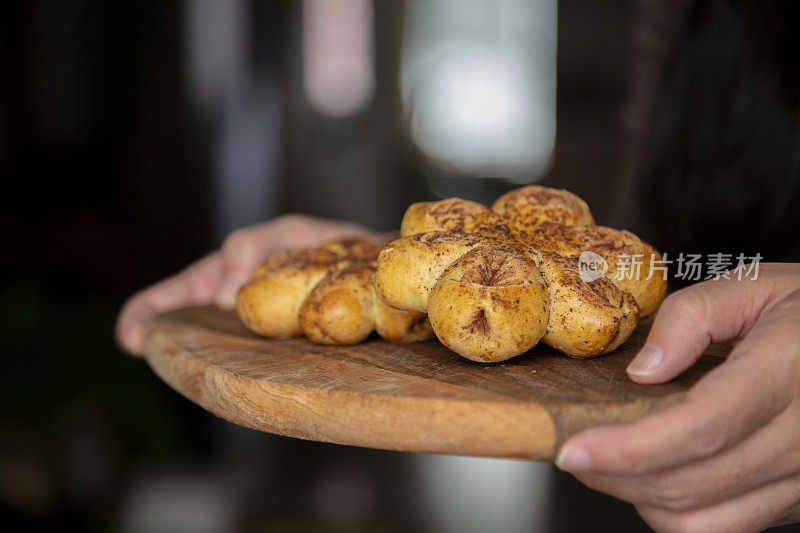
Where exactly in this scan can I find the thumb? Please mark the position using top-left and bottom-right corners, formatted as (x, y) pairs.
(626, 263), (794, 384)
(215, 226), (281, 309)
(214, 215), (382, 308)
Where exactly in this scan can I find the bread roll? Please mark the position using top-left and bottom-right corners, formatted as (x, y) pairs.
(237, 248), (343, 338)
(299, 263), (376, 345)
(427, 246), (549, 362)
(375, 231), (494, 313)
(401, 198), (511, 239)
(492, 185), (595, 230)
(534, 252), (639, 357)
(515, 222), (666, 317)
(237, 239), (434, 344)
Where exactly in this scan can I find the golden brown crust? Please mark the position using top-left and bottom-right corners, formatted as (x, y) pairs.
(375, 231), (498, 313)
(373, 293), (433, 342)
(376, 185), (666, 361)
(239, 186), (665, 359)
(237, 263), (336, 338)
(401, 198), (512, 239)
(492, 185), (595, 231)
(253, 239), (381, 275)
(237, 239), (434, 344)
(299, 263), (376, 345)
(427, 247), (549, 362)
(534, 252), (639, 358)
(515, 223), (666, 317)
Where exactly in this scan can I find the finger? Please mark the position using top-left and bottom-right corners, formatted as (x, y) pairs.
(573, 392), (800, 511)
(216, 225), (280, 308)
(115, 252), (221, 355)
(557, 290), (800, 475)
(307, 217), (381, 244)
(215, 215), (379, 308)
(627, 280), (760, 384)
(635, 473), (800, 533)
(627, 263), (800, 384)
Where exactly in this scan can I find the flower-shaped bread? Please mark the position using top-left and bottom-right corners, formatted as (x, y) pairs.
(375, 185), (667, 362)
(237, 239), (433, 345)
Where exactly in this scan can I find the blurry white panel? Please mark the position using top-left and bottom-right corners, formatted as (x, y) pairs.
(184, 0), (247, 112)
(303, 0), (375, 117)
(401, 0), (557, 182)
(413, 454), (553, 532)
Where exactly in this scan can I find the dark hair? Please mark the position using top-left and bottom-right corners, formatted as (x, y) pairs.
(636, 0), (800, 262)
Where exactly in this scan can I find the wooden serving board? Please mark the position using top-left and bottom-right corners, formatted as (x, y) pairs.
(144, 305), (729, 461)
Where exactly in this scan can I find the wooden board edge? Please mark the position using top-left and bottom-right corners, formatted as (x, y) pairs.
(143, 326), (561, 461)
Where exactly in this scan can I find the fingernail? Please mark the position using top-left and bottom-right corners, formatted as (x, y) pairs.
(556, 445), (593, 472)
(627, 343), (663, 376)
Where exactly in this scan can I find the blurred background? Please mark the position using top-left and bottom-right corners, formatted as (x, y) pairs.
(4, 0), (787, 531)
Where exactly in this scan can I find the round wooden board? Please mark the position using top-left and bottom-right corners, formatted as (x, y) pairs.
(144, 305), (728, 461)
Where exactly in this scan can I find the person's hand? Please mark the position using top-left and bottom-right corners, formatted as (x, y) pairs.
(115, 214), (380, 355)
(555, 263), (800, 532)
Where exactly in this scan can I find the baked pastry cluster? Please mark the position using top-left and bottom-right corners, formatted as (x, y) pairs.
(237, 239), (433, 345)
(375, 186), (666, 362)
(236, 186), (666, 362)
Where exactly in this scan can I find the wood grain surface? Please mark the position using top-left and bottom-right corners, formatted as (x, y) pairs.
(143, 305), (729, 461)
